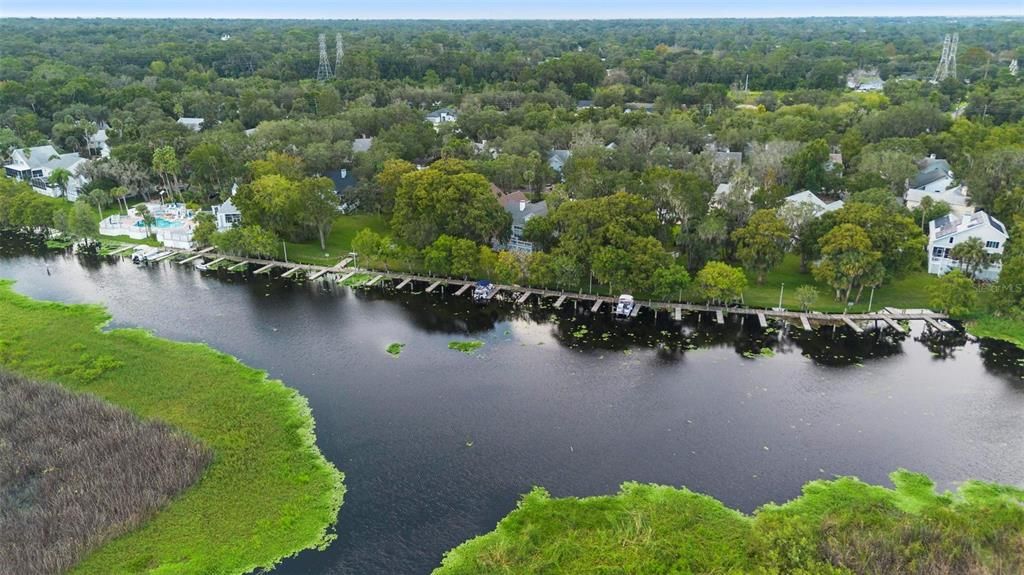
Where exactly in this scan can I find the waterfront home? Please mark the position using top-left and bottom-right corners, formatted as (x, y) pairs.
(710, 182), (755, 210)
(212, 197), (242, 231)
(3, 145), (89, 201)
(927, 211), (1008, 281)
(499, 192), (548, 253)
(783, 190), (844, 217)
(100, 202), (197, 249)
(912, 156), (954, 193)
(87, 126), (110, 158)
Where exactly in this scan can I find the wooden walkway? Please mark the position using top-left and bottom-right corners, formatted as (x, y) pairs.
(147, 248), (951, 330)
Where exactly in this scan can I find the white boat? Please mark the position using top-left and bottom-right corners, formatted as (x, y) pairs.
(131, 246), (160, 264)
(194, 261), (209, 271)
(614, 294), (635, 319)
(472, 280), (498, 303)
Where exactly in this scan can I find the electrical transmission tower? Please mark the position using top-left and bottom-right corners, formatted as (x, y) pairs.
(316, 33), (333, 81)
(335, 34), (344, 75)
(932, 33), (959, 83)
(1011, 59), (1019, 77)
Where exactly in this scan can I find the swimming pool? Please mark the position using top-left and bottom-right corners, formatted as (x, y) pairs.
(134, 218), (181, 229)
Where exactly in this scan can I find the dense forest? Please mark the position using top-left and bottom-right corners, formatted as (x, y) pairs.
(1, 17), (1023, 324)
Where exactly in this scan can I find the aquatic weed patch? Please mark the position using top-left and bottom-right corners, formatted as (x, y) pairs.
(386, 342), (405, 356)
(448, 337), (483, 351)
(0, 281), (344, 574)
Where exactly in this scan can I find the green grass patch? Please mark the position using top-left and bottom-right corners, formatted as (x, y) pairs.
(434, 471), (1024, 575)
(742, 254), (939, 313)
(386, 342), (405, 357)
(967, 315), (1024, 349)
(282, 214), (390, 266)
(448, 340), (485, 354)
(95, 233), (161, 247)
(0, 280), (344, 574)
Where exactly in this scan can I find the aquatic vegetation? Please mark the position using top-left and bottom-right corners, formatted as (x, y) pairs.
(0, 371), (212, 575)
(0, 281), (345, 574)
(448, 340), (485, 354)
(386, 342), (405, 356)
(339, 272), (373, 287)
(742, 347), (776, 359)
(433, 471), (1024, 575)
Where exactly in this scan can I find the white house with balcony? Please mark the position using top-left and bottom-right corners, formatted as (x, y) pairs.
(3, 145), (89, 201)
(927, 211), (1008, 282)
(783, 190), (844, 217)
(497, 191), (548, 253)
(425, 108), (457, 128)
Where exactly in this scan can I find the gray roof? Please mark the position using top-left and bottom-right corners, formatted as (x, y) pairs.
(352, 137), (373, 153)
(426, 107), (457, 119)
(931, 211), (1008, 240)
(905, 185), (968, 207)
(6, 145), (87, 172)
(549, 149), (571, 163)
(714, 150), (743, 165)
(505, 199), (548, 227)
(912, 157), (952, 188)
(215, 198), (240, 216)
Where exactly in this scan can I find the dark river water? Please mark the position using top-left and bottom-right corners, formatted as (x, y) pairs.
(2, 235), (1023, 575)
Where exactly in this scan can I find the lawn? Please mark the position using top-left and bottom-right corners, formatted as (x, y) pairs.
(0, 281), (344, 574)
(742, 254), (939, 313)
(281, 214), (390, 266)
(434, 472), (1024, 575)
(967, 315), (1024, 349)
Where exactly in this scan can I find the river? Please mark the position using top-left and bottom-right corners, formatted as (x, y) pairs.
(2, 235), (1023, 575)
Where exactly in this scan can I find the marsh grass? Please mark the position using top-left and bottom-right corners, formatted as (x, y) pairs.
(434, 472), (1024, 575)
(0, 372), (212, 575)
(0, 281), (344, 574)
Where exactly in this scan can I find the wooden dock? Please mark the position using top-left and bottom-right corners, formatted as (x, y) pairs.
(206, 256), (228, 269)
(590, 300), (602, 313)
(674, 306), (682, 321)
(396, 278), (413, 290)
(714, 310), (725, 325)
(455, 283), (472, 296)
(881, 316), (905, 333)
(253, 263), (276, 274)
(757, 312), (767, 328)
(338, 271), (357, 283)
(364, 274), (383, 286)
(426, 280), (443, 293)
(228, 261), (249, 271)
(281, 266), (304, 278)
(924, 317), (954, 332)
(554, 295), (567, 308)
(516, 291), (532, 305)
(841, 315), (864, 333)
(800, 314), (812, 331)
(150, 250), (177, 262)
(630, 303), (641, 317)
(178, 247), (215, 264)
(109, 245), (136, 256)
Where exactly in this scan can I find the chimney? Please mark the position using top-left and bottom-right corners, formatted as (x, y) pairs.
(930, 153), (936, 159)
(519, 199), (527, 212)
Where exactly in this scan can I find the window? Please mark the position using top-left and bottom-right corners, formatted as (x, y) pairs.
(986, 241), (1000, 249)
(948, 237), (954, 244)
(932, 247), (949, 258)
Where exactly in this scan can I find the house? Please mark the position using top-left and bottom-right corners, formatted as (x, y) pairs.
(177, 117), (204, 132)
(326, 168), (358, 212)
(846, 69), (885, 92)
(548, 149), (572, 174)
(425, 107), (458, 127)
(500, 193), (548, 253)
(905, 155), (973, 216)
(710, 182), (756, 210)
(212, 195), (241, 231)
(575, 100), (594, 110)
(927, 211), (1008, 281)
(472, 140), (498, 159)
(712, 149), (743, 171)
(3, 145), (89, 202)
(784, 190), (844, 217)
(905, 185), (972, 216)
(911, 156), (954, 194)
(352, 137), (374, 154)
(87, 126), (110, 158)
(624, 102), (656, 114)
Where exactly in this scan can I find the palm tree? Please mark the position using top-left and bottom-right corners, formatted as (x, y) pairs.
(85, 188), (111, 221)
(949, 237), (992, 279)
(47, 168), (72, 198)
(135, 204), (155, 238)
